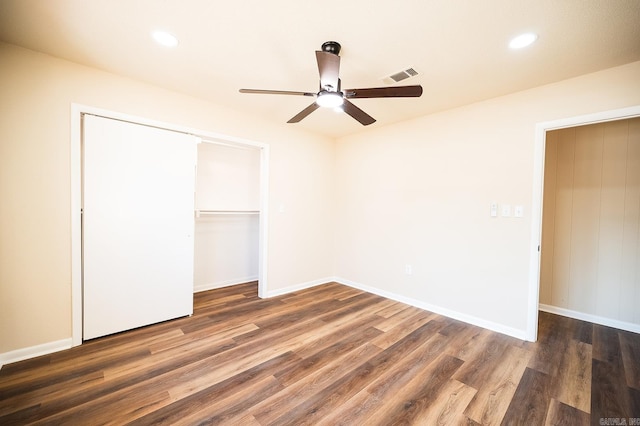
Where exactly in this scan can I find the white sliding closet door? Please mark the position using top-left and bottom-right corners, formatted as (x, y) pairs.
(83, 115), (198, 340)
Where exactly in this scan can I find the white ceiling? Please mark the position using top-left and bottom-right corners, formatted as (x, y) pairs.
(1, 0), (639, 138)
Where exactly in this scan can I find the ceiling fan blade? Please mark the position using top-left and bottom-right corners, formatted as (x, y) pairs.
(316, 51), (340, 91)
(344, 85), (423, 99)
(287, 102), (320, 123)
(240, 89), (316, 97)
(342, 99), (376, 126)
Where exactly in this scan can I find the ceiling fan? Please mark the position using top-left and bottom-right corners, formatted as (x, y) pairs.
(239, 41), (423, 126)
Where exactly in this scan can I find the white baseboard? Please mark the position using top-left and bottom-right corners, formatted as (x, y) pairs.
(539, 304), (640, 334)
(263, 277), (334, 298)
(0, 338), (73, 370)
(194, 276), (259, 293)
(335, 277), (529, 341)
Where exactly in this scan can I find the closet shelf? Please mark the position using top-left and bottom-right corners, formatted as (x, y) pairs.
(195, 209), (260, 217)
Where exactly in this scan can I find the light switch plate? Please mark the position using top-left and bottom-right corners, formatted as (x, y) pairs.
(501, 204), (511, 217)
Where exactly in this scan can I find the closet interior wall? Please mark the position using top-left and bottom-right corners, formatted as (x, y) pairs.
(193, 142), (261, 292)
(539, 117), (640, 329)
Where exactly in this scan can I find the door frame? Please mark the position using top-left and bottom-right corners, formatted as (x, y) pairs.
(70, 103), (270, 347)
(527, 104), (640, 342)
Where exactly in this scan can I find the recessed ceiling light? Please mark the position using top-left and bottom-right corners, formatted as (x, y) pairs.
(152, 30), (179, 47)
(509, 33), (538, 49)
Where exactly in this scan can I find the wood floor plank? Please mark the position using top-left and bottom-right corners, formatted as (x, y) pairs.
(179, 297), (283, 335)
(221, 413), (262, 426)
(277, 282), (350, 305)
(1, 284), (639, 425)
(374, 300), (412, 318)
(314, 332), (452, 425)
(314, 292), (388, 324)
(371, 353), (465, 425)
(544, 398), (590, 426)
(453, 333), (512, 390)
(0, 369), (104, 417)
(0, 332), (158, 393)
(500, 367), (552, 425)
(128, 351), (297, 425)
(629, 387), (640, 423)
(552, 339), (592, 413)
(295, 283), (360, 301)
(275, 326), (383, 386)
(373, 305), (426, 332)
(592, 323), (623, 364)
(158, 320), (332, 400)
(309, 296), (393, 337)
(266, 321), (446, 426)
(402, 378), (477, 425)
(440, 324), (489, 362)
(11, 300), (327, 423)
(147, 322), (258, 354)
(463, 344), (532, 425)
(591, 358), (632, 422)
(0, 353), (52, 376)
(19, 339), (235, 424)
(5, 307), (310, 422)
(291, 312), (383, 360)
(571, 318), (593, 345)
(33, 388), (173, 425)
(260, 296), (351, 327)
(0, 346), (153, 403)
(334, 287), (366, 301)
(619, 330), (640, 390)
(101, 334), (237, 382)
(528, 319), (571, 376)
(250, 343), (383, 425)
(369, 310), (436, 350)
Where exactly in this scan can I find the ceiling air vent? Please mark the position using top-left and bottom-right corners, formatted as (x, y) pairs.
(383, 68), (418, 84)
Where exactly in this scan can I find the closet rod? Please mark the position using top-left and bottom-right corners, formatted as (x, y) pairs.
(195, 210), (260, 217)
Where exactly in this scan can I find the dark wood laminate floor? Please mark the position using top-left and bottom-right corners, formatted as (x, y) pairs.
(1, 282), (639, 425)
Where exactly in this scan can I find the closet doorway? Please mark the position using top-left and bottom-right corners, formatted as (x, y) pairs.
(70, 104), (269, 346)
(540, 117), (640, 332)
(528, 106), (640, 341)
(194, 141), (261, 292)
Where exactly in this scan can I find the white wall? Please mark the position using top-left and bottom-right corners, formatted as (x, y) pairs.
(0, 42), (335, 357)
(194, 142), (261, 291)
(334, 61), (640, 337)
(194, 215), (259, 291)
(195, 142), (260, 211)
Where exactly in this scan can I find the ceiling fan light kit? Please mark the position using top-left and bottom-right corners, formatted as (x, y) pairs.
(239, 41), (423, 126)
(316, 91), (344, 108)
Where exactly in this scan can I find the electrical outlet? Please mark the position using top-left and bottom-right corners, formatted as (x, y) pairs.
(514, 205), (524, 218)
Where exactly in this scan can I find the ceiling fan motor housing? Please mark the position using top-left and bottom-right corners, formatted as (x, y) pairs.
(321, 41), (341, 55)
